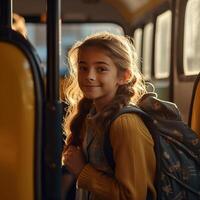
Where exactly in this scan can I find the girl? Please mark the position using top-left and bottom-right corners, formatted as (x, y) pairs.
(62, 32), (156, 200)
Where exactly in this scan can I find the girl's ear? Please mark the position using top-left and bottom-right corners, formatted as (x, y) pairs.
(118, 70), (132, 85)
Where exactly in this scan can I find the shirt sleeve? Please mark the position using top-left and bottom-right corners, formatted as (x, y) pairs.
(77, 113), (156, 200)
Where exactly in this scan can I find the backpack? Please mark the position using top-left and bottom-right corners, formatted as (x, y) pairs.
(103, 92), (200, 200)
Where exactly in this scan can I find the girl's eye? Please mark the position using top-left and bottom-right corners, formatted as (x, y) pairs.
(96, 66), (108, 72)
(78, 66), (88, 72)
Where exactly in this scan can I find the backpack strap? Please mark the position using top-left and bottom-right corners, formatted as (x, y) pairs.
(103, 105), (161, 200)
(104, 105), (155, 168)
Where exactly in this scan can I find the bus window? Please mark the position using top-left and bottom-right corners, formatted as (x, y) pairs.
(26, 24), (46, 70)
(142, 23), (153, 80)
(26, 23), (124, 74)
(155, 10), (172, 79)
(183, 0), (200, 75)
(133, 28), (142, 69)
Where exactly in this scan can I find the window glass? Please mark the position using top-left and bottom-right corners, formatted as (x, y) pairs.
(155, 10), (172, 79)
(26, 24), (46, 67)
(183, 0), (200, 75)
(133, 28), (142, 69)
(142, 23), (153, 80)
(26, 23), (124, 75)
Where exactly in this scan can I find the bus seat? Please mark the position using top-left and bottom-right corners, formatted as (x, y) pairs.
(189, 73), (200, 137)
(0, 29), (43, 200)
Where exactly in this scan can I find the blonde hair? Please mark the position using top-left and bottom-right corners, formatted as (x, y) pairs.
(63, 32), (146, 145)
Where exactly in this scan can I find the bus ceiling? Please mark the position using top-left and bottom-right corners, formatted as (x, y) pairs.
(14, 0), (167, 24)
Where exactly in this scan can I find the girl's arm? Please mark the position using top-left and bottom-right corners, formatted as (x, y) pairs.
(76, 113), (157, 200)
(62, 145), (86, 177)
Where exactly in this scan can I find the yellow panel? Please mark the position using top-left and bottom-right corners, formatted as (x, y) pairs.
(191, 81), (200, 137)
(0, 42), (35, 200)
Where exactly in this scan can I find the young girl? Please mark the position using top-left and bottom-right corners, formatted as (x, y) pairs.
(62, 32), (156, 200)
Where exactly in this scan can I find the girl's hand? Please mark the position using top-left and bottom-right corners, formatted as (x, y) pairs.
(62, 145), (86, 178)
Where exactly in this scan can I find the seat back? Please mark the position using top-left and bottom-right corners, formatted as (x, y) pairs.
(0, 29), (44, 200)
(189, 73), (200, 137)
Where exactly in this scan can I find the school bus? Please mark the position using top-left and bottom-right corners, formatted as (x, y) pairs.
(0, 0), (199, 199)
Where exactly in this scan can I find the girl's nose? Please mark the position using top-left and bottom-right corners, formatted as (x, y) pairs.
(87, 70), (96, 81)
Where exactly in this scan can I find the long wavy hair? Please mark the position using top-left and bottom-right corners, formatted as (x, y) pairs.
(63, 32), (147, 146)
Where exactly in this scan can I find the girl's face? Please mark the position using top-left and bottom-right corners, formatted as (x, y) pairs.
(78, 46), (125, 110)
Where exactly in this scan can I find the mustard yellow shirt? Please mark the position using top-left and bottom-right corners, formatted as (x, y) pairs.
(77, 113), (157, 200)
